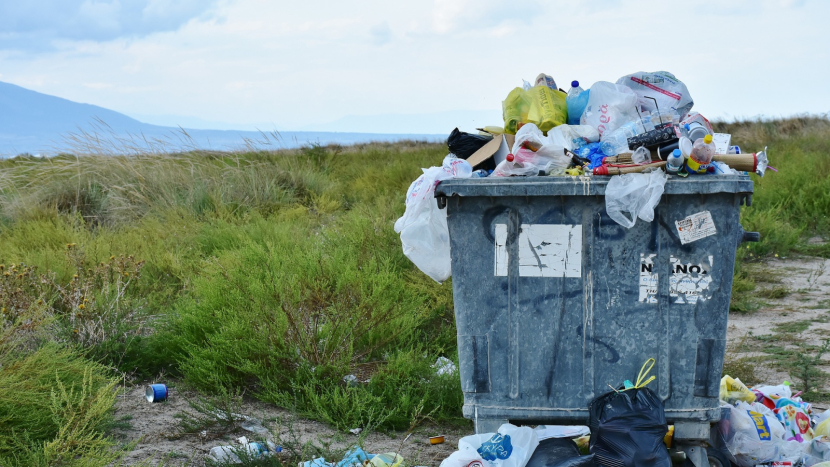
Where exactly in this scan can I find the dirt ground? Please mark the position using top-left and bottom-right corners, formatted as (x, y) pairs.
(114, 254), (830, 466)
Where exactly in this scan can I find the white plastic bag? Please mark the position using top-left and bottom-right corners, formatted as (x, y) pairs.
(494, 123), (570, 177)
(722, 403), (811, 467)
(605, 170), (667, 228)
(394, 155), (472, 283)
(546, 124), (599, 150)
(579, 81), (638, 137)
(441, 424), (539, 467)
(616, 71), (694, 116)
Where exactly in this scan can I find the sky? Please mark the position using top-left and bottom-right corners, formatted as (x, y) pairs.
(1, 0), (828, 134)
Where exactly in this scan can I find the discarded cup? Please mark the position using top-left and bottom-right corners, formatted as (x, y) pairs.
(145, 383), (168, 402)
(429, 435), (445, 445)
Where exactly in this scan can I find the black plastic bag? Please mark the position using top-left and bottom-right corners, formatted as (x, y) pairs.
(447, 128), (492, 160)
(588, 387), (671, 467)
(527, 438), (594, 467)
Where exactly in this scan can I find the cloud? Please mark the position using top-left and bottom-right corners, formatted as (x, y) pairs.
(0, 0), (220, 52)
(370, 22), (392, 46)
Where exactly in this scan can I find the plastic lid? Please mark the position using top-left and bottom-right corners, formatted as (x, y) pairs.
(571, 80), (579, 88)
(679, 137), (693, 156)
(704, 134), (713, 144)
(672, 149), (682, 156)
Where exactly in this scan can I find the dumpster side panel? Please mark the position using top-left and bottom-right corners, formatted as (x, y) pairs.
(446, 188), (744, 427)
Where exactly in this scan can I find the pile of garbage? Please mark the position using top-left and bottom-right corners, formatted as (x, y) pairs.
(447, 71), (769, 180)
(395, 70), (772, 283)
(720, 376), (830, 467)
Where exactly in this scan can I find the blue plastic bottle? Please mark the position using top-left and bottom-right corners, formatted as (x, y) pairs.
(566, 81), (589, 125)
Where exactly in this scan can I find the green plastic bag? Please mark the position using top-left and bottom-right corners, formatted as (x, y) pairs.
(502, 86), (568, 134)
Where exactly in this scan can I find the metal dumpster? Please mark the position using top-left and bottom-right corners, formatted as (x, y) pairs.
(435, 174), (756, 462)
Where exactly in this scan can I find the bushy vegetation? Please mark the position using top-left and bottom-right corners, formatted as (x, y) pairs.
(0, 117), (827, 462)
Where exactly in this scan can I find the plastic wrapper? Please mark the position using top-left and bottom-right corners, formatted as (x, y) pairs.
(546, 124), (600, 151)
(494, 123), (571, 177)
(588, 387), (671, 467)
(721, 376), (757, 404)
(604, 170), (667, 228)
(394, 155), (472, 283)
(616, 71), (694, 116)
(579, 81), (639, 137)
(778, 404), (815, 442)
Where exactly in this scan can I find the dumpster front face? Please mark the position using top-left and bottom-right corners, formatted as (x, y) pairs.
(436, 176), (753, 430)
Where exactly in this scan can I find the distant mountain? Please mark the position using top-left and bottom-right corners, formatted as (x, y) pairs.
(0, 81), (445, 156)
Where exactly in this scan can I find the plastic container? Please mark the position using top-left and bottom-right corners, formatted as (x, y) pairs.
(599, 121), (643, 156)
(682, 123), (709, 143)
(687, 134), (716, 174)
(666, 148), (684, 173)
(566, 81), (589, 126)
(434, 175), (759, 443)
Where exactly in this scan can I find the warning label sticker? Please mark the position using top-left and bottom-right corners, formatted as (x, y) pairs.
(669, 255), (714, 304)
(639, 253), (658, 304)
(675, 211), (717, 244)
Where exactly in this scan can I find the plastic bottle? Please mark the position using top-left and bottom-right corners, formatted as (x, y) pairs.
(687, 134), (715, 174)
(599, 121), (643, 156)
(666, 148), (684, 174)
(566, 81), (589, 125)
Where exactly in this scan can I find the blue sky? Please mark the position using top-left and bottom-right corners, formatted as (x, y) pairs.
(0, 0), (827, 133)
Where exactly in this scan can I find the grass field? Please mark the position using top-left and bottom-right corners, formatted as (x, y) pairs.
(0, 116), (828, 465)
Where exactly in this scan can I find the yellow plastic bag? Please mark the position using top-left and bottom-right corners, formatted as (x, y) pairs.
(526, 86), (568, 133)
(369, 453), (404, 467)
(816, 418), (830, 438)
(502, 87), (532, 135)
(720, 375), (756, 403)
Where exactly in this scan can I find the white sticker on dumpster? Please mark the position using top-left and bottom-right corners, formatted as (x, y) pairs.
(669, 255), (714, 304)
(639, 253), (658, 303)
(675, 211), (717, 244)
(519, 224), (582, 277)
(493, 224), (582, 277)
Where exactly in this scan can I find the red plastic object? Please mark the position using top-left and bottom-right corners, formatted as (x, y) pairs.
(506, 153), (514, 162)
(593, 165), (609, 176)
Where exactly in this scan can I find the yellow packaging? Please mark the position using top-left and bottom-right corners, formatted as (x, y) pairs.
(664, 425), (674, 448)
(719, 375), (756, 403)
(816, 419), (830, 437)
(502, 87), (532, 135)
(526, 86), (568, 133)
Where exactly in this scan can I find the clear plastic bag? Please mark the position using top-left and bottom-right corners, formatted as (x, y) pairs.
(394, 155), (472, 283)
(616, 71), (694, 116)
(605, 170), (667, 228)
(493, 124), (570, 177)
(720, 402), (813, 467)
(579, 81), (639, 137)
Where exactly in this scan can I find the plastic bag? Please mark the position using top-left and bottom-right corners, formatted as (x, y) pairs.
(720, 376), (757, 404)
(448, 128), (494, 160)
(588, 387), (671, 467)
(616, 71), (694, 116)
(526, 438), (593, 467)
(503, 87), (532, 134)
(720, 403), (810, 467)
(394, 155), (472, 283)
(579, 81), (638, 137)
(546, 124), (600, 151)
(777, 404), (814, 442)
(441, 424), (539, 467)
(494, 124), (570, 177)
(526, 85), (568, 133)
(605, 170), (667, 228)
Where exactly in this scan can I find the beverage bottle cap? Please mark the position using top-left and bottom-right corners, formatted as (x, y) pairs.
(704, 134), (713, 144)
(684, 124), (690, 130)
(571, 80), (579, 88)
(672, 149), (682, 157)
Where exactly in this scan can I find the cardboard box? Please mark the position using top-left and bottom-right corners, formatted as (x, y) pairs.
(466, 133), (515, 169)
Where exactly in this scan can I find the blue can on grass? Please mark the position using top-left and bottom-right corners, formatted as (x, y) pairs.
(145, 383), (168, 402)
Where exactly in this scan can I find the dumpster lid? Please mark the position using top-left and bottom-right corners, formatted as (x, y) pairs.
(435, 174), (754, 197)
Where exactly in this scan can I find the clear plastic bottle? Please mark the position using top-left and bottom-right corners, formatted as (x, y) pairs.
(566, 81), (589, 125)
(599, 121), (643, 156)
(687, 134), (715, 174)
(666, 148), (685, 174)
